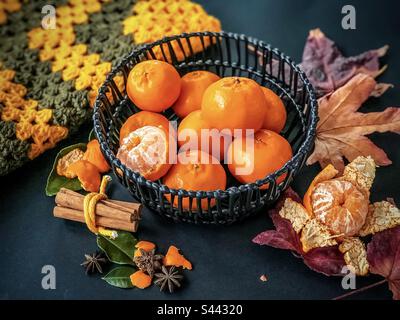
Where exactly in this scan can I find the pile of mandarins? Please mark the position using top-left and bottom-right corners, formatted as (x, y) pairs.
(117, 60), (292, 209)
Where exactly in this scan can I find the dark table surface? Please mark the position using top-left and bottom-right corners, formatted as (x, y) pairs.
(1, 0), (399, 300)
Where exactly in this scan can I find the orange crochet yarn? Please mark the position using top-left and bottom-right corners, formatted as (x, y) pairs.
(0, 65), (68, 159)
(0, 0), (21, 25)
(26, 0), (120, 108)
(123, 0), (221, 61)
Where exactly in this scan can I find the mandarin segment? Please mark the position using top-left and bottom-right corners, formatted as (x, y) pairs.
(56, 148), (85, 178)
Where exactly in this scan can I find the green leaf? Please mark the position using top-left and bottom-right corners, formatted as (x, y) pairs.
(102, 266), (136, 289)
(97, 231), (137, 265)
(88, 129), (96, 142)
(45, 143), (87, 196)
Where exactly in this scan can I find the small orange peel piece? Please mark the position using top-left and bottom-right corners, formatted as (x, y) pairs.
(67, 160), (101, 192)
(163, 245), (192, 270)
(303, 164), (338, 214)
(130, 270), (152, 289)
(83, 139), (110, 173)
(134, 241), (156, 258)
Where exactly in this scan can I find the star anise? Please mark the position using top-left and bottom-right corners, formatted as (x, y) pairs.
(81, 251), (108, 274)
(154, 266), (184, 293)
(133, 248), (164, 277)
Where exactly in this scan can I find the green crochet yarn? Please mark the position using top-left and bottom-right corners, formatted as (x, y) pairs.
(0, 121), (30, 176)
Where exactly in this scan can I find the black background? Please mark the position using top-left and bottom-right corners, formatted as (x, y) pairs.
(0, 0), (399, 300)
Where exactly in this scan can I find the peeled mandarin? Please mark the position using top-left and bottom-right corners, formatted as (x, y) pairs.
(117, 126), (172, 181)
(311, 179), (369, 237)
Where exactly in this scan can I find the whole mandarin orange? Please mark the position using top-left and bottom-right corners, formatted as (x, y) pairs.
(119, 111), (172, 144)
(126, 60), (181, 112)
(227, 129), (292, 187)
(201, 77), (267, 134)
(172, 70), (220, 118)
(117, 125), (172, 181)
(261, 86), (287, 133)
(162, 150), (226, 210)
(177, 110), (232, 161)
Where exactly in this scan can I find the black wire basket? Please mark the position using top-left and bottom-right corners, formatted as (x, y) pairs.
(93, 31), (318, 225)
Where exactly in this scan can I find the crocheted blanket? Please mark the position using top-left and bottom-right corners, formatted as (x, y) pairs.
(0, 0), (221, 175)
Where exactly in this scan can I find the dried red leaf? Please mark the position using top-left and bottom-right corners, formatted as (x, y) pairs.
(253, 189), (345, 276)
(253, 211), (303, 253)
(367, 226), (400, 300)
(301, 28), (388, 96)
(303, 246), (345, 276)
(307, 73), (400, 172)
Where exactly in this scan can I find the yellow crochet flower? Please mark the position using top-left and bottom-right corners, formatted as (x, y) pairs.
(16, 122), (33, 141)
(62, 65), (81, 81)
(75, 73), (92, 90)
(35, 109), (53, 124)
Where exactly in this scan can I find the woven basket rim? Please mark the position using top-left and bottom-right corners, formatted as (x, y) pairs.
(93, 31), (318, 198)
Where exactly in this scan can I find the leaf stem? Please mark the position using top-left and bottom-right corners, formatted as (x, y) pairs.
(332, 279), (387, 300)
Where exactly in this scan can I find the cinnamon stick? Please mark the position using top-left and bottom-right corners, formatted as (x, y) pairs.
(54, 206), (138, 232)
(56, 188), (141, 222)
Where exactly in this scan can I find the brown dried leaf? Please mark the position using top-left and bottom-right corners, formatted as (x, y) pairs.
(307, 73), (400, 172)
(56, 148), (85, 178)
(371, 82), (394, 98)
(339, 237), (369, 276)
(359, 201), (400, 237)
(300, 219), (338, 253)
(301, 28), (388, 96)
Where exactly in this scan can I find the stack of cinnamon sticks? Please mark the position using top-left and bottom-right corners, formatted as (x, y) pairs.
(54, 188), (141, 232)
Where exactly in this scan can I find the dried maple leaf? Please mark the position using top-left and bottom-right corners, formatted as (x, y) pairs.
(303, 246), (345, 276)
(367, 226), (400, 300)
(301, 28), (389, 96)
(253, 189), (345, 276)
(307, 73), (400, 172)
